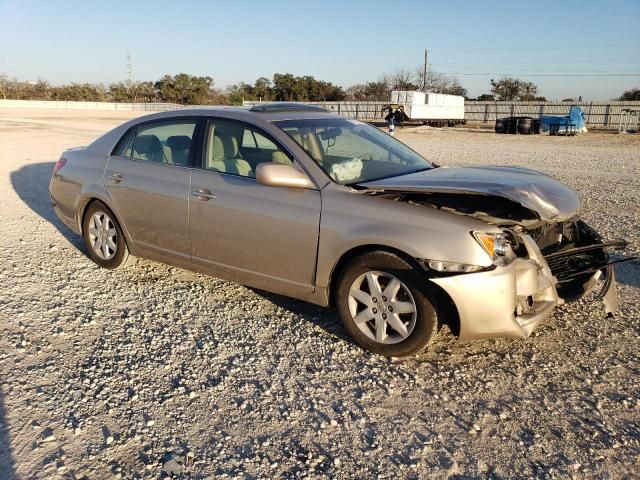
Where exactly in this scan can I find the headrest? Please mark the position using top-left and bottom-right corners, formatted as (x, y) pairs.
(216, 123), (242, 138)
(211, 134), (239, 160)
(271, 150), (290, 165)
(167, 135), (191, 150)
(133, 135), (162, 154)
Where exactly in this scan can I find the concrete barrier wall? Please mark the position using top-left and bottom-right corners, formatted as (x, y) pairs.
(0, 99), (184, 111)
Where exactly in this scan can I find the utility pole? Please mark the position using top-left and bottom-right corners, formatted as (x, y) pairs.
(422, 48), (428, 92)
(126, 53), (133, 86)
(0, 57), (6, 100)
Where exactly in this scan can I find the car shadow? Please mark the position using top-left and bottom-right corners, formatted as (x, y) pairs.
(10, 161), (84, 252)
(615, 258), (640, 289)
(0, 386), (16, 479)
(247, 288), (355, 345)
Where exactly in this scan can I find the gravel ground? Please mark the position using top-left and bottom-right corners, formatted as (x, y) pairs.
(1, 110), (639, 479)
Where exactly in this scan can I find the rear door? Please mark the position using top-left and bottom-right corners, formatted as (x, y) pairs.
(189, 117), (321, 296)
(105, 118), (200, 261)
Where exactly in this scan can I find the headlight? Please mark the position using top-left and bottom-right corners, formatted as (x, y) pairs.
(472, 231), (510, 261)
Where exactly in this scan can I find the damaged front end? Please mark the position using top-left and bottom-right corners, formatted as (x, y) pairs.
(514, 218), (629, 314)
(359, 187), (634, 341)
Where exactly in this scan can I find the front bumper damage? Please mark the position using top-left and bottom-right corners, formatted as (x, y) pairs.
(430, 234), (628, 342)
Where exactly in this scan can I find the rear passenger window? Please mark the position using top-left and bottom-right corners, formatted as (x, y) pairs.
(242, 129), (258, 148)
(241, 129), (277, 150)
(253, 131), (278, 150)
(130, 121), (197, 166)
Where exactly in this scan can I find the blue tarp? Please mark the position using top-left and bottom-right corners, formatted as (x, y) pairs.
(540, 105), (586, 132)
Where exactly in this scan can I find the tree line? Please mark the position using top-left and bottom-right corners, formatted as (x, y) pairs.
(0, 74), (223, 104)
(0, 73), (348, 104)
(0, 70), (636, 104)
(0, 69), (463, 104)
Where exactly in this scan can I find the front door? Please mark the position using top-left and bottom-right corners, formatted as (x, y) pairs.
(189, 118), (321, 296)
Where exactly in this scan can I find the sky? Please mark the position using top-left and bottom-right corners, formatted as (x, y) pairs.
(0, 0), (639, 100)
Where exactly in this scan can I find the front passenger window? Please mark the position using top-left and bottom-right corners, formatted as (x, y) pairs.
(204, 120), (293, 178)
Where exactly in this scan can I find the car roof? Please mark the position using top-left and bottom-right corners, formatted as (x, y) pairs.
(130, 103), (342, 123)
(85, 103), (347, 158)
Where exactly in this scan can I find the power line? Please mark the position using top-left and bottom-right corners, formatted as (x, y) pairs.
(437, 67), (640, 73)
(444, 72), (640, 77)
(431, 42), (640, 53)
(435, 58), (640, 66)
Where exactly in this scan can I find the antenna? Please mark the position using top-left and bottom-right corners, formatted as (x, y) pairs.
(126, 53), (133, 85)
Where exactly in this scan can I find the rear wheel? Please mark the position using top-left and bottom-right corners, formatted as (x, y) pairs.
(336, 251), (439, 357)
(82, 201), (130, 269)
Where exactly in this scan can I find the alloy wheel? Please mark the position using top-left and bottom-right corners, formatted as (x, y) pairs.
(87, 211), (117, 260)
(347, 270), (417, 344)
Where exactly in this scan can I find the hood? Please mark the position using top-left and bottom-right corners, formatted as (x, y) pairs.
(357, 166), (580, 222)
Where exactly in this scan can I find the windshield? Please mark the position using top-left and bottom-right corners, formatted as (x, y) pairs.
(273, 118), (433, 185)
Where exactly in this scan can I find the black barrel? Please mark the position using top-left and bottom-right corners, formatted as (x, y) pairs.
(517, 118), (533, 134)
(531, 118), (541, 134)
(495, 118), (508, 133)
(506, 116), (532, 134)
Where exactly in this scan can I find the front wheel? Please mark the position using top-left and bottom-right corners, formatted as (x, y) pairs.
(82, 201), (130, 269)
(335, 251), (439, 357)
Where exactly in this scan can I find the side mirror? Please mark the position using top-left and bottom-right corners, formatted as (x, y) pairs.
(256, 163), (315, 189)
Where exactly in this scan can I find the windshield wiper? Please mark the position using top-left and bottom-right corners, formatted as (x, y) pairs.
(408, 166), (435, 174)
(346, 166), (434, 187)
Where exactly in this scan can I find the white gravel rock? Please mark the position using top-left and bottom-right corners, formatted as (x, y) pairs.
(0, 112), (638, 478)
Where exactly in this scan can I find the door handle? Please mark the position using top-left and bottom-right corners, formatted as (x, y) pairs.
(191, 189), (216, 200)
(107, 173), (125, 183)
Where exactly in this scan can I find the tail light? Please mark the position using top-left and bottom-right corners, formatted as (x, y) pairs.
(53, 158), (67, 175)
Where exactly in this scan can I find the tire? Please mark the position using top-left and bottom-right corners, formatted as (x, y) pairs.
(335, 251), (439, 357)
(82, 201), (130, 269)
(495, 118), (508, 134)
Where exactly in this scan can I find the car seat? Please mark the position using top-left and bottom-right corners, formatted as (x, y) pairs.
(207, 129), (253, 177)
(132, 135), (168, 163)
(166, 135), (191, 166)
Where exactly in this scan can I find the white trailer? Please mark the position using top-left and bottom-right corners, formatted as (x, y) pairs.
(389, 90), (465, 125)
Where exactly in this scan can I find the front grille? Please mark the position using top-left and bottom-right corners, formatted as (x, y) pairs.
(527, 218), (633, 300)
(545, 241), (630, 283)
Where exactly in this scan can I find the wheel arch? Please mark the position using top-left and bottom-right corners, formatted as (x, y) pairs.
(77, 195), (133, 248)
(327, 244), (461, 337)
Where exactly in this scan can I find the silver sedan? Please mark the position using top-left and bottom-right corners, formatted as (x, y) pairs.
(49, 103), (628, 356)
